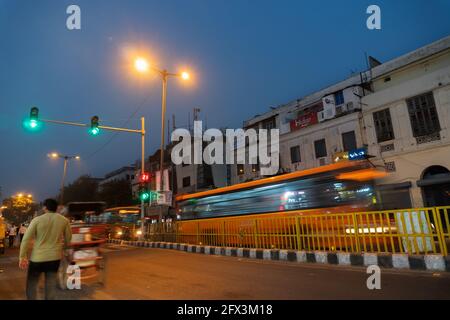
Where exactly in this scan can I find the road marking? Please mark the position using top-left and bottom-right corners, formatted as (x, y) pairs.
(101, 245), (137, 252)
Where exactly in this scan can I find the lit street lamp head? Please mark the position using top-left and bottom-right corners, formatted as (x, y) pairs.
(181, 71), (190, 81)
(49, 152), (59, 159)
(135, 57), (149, 73)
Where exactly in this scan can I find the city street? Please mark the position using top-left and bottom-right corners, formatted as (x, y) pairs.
(2, 0), (450, 306)
(1, 244), (450, 300)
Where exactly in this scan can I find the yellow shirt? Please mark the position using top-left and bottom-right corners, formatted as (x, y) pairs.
(19, 212), (72, 262)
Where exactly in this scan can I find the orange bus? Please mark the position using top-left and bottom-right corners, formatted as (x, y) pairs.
(174, 160), (392, 250)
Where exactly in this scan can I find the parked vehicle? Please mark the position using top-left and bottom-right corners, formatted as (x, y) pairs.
(0, 217), (6, 254)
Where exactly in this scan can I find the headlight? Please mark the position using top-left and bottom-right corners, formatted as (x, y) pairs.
(117, 231), (123, 236)
(136, 230), (142, 236)
(345, 227), (394, 234)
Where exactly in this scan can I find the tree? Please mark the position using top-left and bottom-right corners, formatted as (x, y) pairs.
(58, 175), (99, 204)
(1, 196), (38, 225)
(96, 179), (133, 208)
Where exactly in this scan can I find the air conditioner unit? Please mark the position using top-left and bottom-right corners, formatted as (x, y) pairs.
(336, 104), (348, 115)
(321, 95), (336, 120)
(325, 106), (336, 119)
(318, 111), (326, 123)
(346, 101), (354, 111)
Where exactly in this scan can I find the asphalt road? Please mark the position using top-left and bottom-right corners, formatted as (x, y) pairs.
(1, 244), (450, 300)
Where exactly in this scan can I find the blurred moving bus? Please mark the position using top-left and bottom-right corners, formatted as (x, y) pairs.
(174, 160), (391, 250)
(85, 206), (143, 240)
(176, 160), (385, 219)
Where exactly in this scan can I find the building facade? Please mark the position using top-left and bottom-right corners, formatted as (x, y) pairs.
(231, 70), (371, 185)
(99, 165), (135, 190)
(231, 35), (450, 209)
(362, 36), (450, 208)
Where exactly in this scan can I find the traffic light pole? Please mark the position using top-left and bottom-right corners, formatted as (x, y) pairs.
(39, 116), (147, 239)
(140, 117), (145, 240)
(60, 157), (68, 204)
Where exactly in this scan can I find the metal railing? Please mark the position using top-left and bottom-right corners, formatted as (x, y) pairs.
(144, 207), (450, 255)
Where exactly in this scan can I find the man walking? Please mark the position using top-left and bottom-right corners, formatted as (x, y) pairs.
(19, 199), (72, 300)
(8, 225), (17, 248)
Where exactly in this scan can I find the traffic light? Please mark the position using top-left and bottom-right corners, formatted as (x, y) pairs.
(89, 116), (100, 136)
(140, 172), (150, 183)
(139, 185), (150, 202)
(150, 191), (159, 202)
(24, 107), (41, 131)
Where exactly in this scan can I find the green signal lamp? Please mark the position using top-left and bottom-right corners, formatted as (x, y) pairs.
(89, 116), (100, 136)
(24, 107), (41, 131)
(140, 191), (150, 201)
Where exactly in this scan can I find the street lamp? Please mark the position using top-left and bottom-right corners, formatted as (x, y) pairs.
(48, 152), (80, 204)
(134, 57), (190, 205)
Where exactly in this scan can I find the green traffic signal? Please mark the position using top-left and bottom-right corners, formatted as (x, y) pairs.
(89, 116), (100, 136)
(89, 127), (100, 135)
(24, 107), (41, 131)
(140, 191), (150, 201)
(151, 191), (159, 201)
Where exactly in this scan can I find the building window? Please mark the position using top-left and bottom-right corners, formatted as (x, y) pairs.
(182, 176), (191, 188)
(314, 139), (327, 158)
(237, 164), (245, 176)
(262, 118), (276, 130)
(342, 131), (357, 152)
(407, 92), (440, 138)
(126, 174), (130, 180)
(373, 108), (395, 142)
(385, 161), (396, 172)
(334, 91), (345, 106)
(290, 146), (301, 163)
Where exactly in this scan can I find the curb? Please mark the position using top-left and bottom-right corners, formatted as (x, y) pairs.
(107, 239), (450, 272)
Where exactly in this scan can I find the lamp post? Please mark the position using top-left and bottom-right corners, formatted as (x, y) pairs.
(134, 57), (190, 205)
(48, 153), (80, 204)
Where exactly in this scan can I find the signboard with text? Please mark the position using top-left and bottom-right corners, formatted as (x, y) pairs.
(289, 112), (318, 132)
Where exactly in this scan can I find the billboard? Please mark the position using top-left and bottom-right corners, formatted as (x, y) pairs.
(290, 112), (318, 132)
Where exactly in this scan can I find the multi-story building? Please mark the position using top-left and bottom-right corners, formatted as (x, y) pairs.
(99, 165), (136, 191)
(174, 139), (228, 195)
(231, 69), (371, 185)
(362, 35), (450, 208)
(231, 35), (450, 210)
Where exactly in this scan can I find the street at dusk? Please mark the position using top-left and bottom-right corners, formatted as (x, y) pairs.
(2, 244), (450, 300)
(1, 0), (450, 311)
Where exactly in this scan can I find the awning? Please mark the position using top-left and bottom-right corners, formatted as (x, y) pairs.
(376, 181), (412, 191)
(417, 174), (450, 187)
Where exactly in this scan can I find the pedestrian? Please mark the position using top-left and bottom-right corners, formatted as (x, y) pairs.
(8, 225), (17, 248)
(19, 198), (72, 300)
(19, 224), (27, 243)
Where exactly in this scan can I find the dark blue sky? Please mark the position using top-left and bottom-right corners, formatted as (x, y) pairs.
(1, 0), (449, 201)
